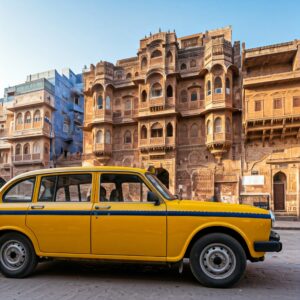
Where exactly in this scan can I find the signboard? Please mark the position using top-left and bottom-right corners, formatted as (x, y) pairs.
(242, 175), (264, 186)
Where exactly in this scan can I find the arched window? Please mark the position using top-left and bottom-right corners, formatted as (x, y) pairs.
(97, 94), (103, 109)
(226, 78), (230, 94)
(124, 130), (132, 144)
(151, 50), (162, 58)
(207, 80), (211, 95)
(180, 90), (188, 103)
(23, 143), (30, 155)
(141, 90), (147, 102)
(166, 51), (173, 63)
(24, 111), (31, 124)
(180, 63), (187, 70)
(96, 130), (103, 144)
(33, 142), (40, 154)
(126, 73), (132, 80)
(206, 120), (212, 135)
(191, 91), (198, 101)
(150, 83), (162, 98)
(190, 59), (196, 68)
(214, 117), (222, 133)
(191, 124), (199, 138)
(167, 85), (173, 97)
(226, 117), (231, 133)
(214, 77), (222, 94)
(166, 123), (173, 137)
(124, 98), (131, 110)
(16, 113), (23, 125)
(141, 125), (147, 139)
(151, 122), (163, 137)
(33, 110), (41, 122)
(15, 144), (21, 155)
(105, 130), (111, 144)
(105, 96), (111, 110)
(141, 57), (147, 69)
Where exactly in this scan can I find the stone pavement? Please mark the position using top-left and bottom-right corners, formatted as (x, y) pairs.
(0, 230), (299, 300)
(273, 220), (300, 230)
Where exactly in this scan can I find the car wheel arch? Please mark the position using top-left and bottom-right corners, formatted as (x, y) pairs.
(0, 228), (40, 255)
(183, 224), (252, 261)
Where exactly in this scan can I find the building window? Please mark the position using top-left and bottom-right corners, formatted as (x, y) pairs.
(180, 63), (187, 70)
(106, 96), (111, 110)
(293, 96), (300, 107)
(151, 50), (162, 58)
(214, 77), (222, 94)
(191, 91), (198, 101)
(207, 81), (211, 95)
(214, 117), (222, 133)
(180, 90), (188, 103)
(16, 113), (23, 125)
(63, 117), (70, 133)
(96, 130), (103, 144)
(191, 123), (199, 138)
(33, 142), (40, 154)
(273, 98), (282, 109)
(124, 130), (132, 144)
(166, 123), (173, 137)
(151, 122), (163, 138)
(33, 110), (41, 122)
(24, 111), (31, 124)
(97, 95), (103, 109)
(105, 130), (111, 144)
(150, 83), (162, 98)
(226, 78), (230, 94)
(255, 100), (262, 112)
(15, 144), (21, 155)
(141, 90), (147, 102)
(206, 120), (212, 135)
(125, 99), (131, 110)
(126, 73), (132, 80)
(167, 85), (173, 97)
(141, 57), (147, 70)
(74, 96), (79, 105)
(166, 51), (173, 63)
(23, 143), (30, 155)
(141, 125), (147, 139)
(190, 59), (196, 68)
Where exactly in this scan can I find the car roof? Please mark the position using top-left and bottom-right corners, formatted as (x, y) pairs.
(12, 166), (148, 181)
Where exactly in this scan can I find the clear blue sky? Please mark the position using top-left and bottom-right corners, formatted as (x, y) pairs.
(1, 0), (300, 94)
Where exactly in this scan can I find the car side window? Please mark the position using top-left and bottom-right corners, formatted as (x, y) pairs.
(99, 173), (151, 203)
(38, 174), (92, 202)
(2, 177), (35, 203)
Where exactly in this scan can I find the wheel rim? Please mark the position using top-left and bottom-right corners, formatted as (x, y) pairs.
(0, 240), (27, 271)
(199, 243), (236, 280)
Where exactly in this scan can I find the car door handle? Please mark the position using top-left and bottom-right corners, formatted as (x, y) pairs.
(95, 205), (111, 210)
(31, 205), (45, 210)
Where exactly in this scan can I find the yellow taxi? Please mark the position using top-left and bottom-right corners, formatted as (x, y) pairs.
(0, 167), (282, 288)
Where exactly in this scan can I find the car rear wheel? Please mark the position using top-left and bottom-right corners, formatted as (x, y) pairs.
(0, 233), (38, 278)
(189, 233), (246, 288)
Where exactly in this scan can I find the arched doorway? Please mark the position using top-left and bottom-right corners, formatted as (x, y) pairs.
(273, 172), (286, 211)
(156, 168), (169, 189)
(0, 177), (6, 188)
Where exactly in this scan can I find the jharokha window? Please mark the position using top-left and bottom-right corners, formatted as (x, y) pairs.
(151, 122), (163, 138)
(255, 100), (262, 112)
(150, 83), (162, 98)
(293, 96), (300, 107)
(97, 95), (103, 109)
(273, 98), (282, 109)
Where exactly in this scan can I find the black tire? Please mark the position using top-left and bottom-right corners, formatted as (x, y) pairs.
(189, 233), (246, 288)
(0, 233), (38, 278)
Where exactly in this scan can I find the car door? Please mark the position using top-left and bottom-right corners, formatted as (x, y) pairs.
(91, 172), (167, 258)
(26, 172), (94, 254)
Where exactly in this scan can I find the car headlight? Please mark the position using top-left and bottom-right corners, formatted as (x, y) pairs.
(269, 210), (275, 227)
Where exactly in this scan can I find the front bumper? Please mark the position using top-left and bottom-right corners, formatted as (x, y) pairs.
(254, 230), (282, 252)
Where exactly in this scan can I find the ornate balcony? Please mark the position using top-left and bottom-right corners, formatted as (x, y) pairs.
(93, 143), (112, 162)
(139, 136), (175, 152)
(205, 132), (232, 161)
(12, 153), (46, 166)
(8, 126), (53, 140)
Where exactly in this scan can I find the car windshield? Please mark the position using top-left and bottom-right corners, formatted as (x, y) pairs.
(145, 172), (176, 200)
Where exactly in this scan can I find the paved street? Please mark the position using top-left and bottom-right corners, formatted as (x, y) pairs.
(0, 230), (299, 300)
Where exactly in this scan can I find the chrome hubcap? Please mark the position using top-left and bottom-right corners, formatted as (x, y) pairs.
(0, 240), (27, 271)
(200, 243), (236, 280)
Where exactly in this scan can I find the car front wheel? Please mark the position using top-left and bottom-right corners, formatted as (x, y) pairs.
(189, 233), (246, 288)
(0, 233), (38, 278)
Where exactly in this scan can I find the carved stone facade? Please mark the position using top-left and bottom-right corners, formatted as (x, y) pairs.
(83, 27), (300, 217)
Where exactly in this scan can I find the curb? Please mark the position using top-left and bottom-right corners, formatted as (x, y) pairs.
(273, 227), (300, 231)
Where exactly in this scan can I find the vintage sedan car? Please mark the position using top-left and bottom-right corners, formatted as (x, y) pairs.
(0, 167), (281, 287)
